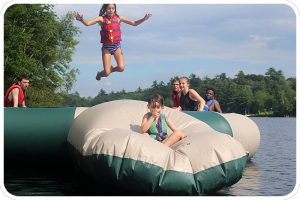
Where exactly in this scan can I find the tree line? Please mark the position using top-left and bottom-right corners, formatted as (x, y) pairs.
(60, 68), (296, 117)
(4, 5), (295, 117)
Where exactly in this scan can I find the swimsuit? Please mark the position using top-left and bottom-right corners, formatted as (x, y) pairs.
(102, 42), (121, 55)
(204, 98), (215, 111)
(180, 91), (199, 111)
(147, 113), (168, 142)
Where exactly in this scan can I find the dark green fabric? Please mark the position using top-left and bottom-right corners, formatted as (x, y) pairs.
(4, 107), (76, 159)
(184, 111), (233, 136)
(70, 145), (247, 195)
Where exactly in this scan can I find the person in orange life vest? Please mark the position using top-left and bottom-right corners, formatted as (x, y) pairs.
(170, 78), (181, 110)
(204, 87), (223, 113)
(74, 4), (152, 81)
(4, 74), (29, 107)
(179, 76), (206, 111)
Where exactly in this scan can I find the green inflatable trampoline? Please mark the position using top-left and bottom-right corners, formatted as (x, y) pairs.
(4, 100), (260, 195)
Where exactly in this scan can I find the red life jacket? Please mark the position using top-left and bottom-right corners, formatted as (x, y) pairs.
(4, 83), (26, 107)
(100, 15), (122, 44)
(171, 92), (181, 108)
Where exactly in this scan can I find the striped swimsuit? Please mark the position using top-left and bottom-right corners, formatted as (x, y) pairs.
(147, 113), (168, 142)
(102, 42), (121, 55)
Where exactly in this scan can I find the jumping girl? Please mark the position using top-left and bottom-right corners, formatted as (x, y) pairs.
(75, 4), (152, 80)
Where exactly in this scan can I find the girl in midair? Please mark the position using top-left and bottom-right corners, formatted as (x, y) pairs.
(75, 4), (152, 80)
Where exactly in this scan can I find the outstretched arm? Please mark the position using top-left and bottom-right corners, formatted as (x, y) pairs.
(120, 13), (152, 26)
(74, 12), (103, 26)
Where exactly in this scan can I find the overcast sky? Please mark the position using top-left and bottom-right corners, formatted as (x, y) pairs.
(1, 1), (298, 97)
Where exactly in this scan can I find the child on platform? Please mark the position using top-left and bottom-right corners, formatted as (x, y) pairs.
(141, 94), (186, 147)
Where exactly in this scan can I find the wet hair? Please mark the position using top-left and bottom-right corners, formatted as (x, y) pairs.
(172, 77), (180, 84)
(179, 76), (190, 84)
(147, 94), (164, 108)
(206, 87), (216, 95)
(99, 4), (118, 16)
(17, 74), (29, 82)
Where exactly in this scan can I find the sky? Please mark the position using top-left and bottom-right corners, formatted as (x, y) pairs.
(1, 0), (298, 98)
(0, 2), (299, 200)
(52, 2), (297, 97)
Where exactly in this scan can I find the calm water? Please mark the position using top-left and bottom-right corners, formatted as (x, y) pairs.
(217, 117), (296, 196)
(3, 117), (296, 196)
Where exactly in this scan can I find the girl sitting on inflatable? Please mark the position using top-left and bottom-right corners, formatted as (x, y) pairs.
(141, 94), (186, 147)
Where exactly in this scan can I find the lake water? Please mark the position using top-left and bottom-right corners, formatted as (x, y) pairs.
(3, 117), (297, 196)
(217, 117), (297, 196)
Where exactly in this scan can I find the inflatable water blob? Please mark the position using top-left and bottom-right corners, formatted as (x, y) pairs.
(4, 100), (260, 195)
(185, 111), (260, 158)
(67, 100), (260, 195)
(4, 107), (87, 161)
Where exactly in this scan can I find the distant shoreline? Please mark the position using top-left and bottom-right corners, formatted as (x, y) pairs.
(244, 110), (294, 117)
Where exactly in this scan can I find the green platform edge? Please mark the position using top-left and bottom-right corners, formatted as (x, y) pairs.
(4, 107), (76, 158)
(184, 111), (233, 136)
(70, 144), (247, 195)
(4, 108), (247, 194)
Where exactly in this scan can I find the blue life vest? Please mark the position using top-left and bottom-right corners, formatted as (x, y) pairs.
(204, 99), (214, 111)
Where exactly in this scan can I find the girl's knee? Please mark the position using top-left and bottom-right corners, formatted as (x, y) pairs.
(117, 65), (125, 72)
(103, 69), (111, 76)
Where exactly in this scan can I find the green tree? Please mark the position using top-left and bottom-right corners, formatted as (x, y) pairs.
(264, 68), (287, 116)
(234, 70), (247, 85)
(4, 4), (80, 107)
(63, 68), (80, 93)
(252, 90), (269, 114)
(57, 68), (295, 117)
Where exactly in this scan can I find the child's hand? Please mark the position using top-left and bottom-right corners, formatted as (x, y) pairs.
(174, 106), (182, 111)
(144, 13), (152, 21)
(151, 111), (160, 119)
(181, 134), (187, 140)
(74, 12), (83, 21)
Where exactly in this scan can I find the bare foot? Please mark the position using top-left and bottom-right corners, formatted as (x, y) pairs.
(96, 71), (101, 81)
(110, 65), (115, 73)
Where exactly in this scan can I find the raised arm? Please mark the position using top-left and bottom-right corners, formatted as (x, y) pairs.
(74, 12), (103, 26)
(189, 89), (206, 111)
(140, 113), (154, 135)
(119, 13), (152, 26)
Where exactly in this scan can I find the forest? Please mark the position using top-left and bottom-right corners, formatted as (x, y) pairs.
(4, 5), (296, 117)
(62, 69), (296, 117)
